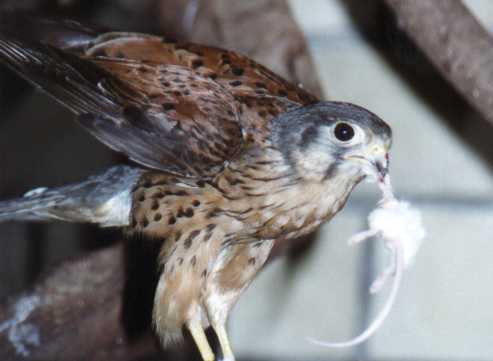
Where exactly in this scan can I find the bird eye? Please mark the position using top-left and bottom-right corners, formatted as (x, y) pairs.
(334, 122), (355, 142)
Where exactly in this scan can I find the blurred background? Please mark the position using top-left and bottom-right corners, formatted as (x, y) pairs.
(0, 0), (493, 360)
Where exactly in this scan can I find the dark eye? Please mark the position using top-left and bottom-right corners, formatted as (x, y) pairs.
(334, 122), (355, 142)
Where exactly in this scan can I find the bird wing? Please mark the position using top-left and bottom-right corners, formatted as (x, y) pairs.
(0, 12), (317, 107)
(0, 35), (243, 178)
(0, 15), (319, 176)
(82, 33), (319, 132)
(80, 33), (318, 106)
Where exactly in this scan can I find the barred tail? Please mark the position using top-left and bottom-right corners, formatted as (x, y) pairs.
(0, 166), (143, 227)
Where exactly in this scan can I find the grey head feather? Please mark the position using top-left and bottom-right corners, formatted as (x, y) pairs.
(269, 101), (392, 180)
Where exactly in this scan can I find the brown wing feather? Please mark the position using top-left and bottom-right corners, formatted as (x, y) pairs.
(0, 35), (243, 177)
(84, 33), (317, 106)
(0, 13), (316, 107)
(83, 33), (318, 134)
(84, 59), (244, 176)
(0, 18), (318, 177)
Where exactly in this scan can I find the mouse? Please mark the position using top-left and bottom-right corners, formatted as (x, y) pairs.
(309, 175), (426, 348)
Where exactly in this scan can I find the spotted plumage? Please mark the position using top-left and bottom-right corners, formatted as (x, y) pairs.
(0, 14), (391, 361)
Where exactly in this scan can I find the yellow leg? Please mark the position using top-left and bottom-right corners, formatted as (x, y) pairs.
(188, 322), (215, 361)
(213, 325), (236, 361)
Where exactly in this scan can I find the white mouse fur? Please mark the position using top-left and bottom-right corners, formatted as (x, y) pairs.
(309, 175), (426, 348)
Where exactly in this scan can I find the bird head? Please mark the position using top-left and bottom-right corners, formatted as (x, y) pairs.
(271, 101), (392, 183)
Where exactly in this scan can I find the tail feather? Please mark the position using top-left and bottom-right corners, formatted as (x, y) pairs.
(0, 189), (64, 222)
(0, 166), (143, 227)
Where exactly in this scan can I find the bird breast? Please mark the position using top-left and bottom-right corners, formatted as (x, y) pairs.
(214, 169), (361, 241)
(257, 176), (357, 239)
(129, 166), (360, 246)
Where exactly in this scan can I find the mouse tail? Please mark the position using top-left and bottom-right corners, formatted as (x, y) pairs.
(308, 242), (403, 348)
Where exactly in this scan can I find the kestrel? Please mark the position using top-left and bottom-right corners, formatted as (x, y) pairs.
(0, 15), (392, 361)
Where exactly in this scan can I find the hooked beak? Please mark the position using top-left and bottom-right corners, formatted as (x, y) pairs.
(344, 144), (390, 182)
(372, 153), (389, 182)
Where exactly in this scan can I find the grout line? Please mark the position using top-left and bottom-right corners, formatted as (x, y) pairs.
(347, 195), (493, 211)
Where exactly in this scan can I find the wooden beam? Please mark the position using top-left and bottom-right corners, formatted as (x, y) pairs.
(384, 0), (493, 126)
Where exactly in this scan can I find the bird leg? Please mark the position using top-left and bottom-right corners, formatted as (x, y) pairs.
(213, 324), (235, 361)
(187, 321), (215, 361)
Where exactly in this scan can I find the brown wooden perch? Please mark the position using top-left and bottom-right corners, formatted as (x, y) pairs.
(384, 0), (493, 127)
(0, 1), (321, 360)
